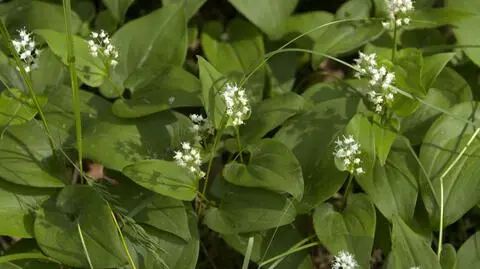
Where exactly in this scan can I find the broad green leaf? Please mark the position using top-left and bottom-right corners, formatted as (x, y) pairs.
(457, 232), (480, 269)
(223, 226), (313, 269)
(274, 83), (360, 212)
(313, 194), (376, 269)
(440, 244), (457, 269)
(285, 11), (334, 49)
(125, 212), (199, 269)
(82, 110), (187, 171)
(0, 88), (47, 126)
(419, 102), (480, 227)
(108, 176), (191, 241)
(201, 18), (265, 102)
(0, 179), (55, 237)
(446, 0), (480, 67)
(37, 29), (106, 87)
(123, 160), (198, 201)
(112, 65), (202, 118)
(112, 4), (187, 83)
(197, 56), (229, 129)
(102, 0), (134, 23)
(372, 115), (399, 165)
(421, 53), (455, 91)
(312, 21), (383, 67)
(402, 67), (472, 145)
(386, 216), (441, 269)
(223, 139), (304, 200)
(1, 0), (81, 33)
(163, 0), (207, 19)
(34, 185), (126, 268)
(356, 137), (418, 222)
(409, 8), (475, 29)
(204, 178), (296, 234)
(240, 92), (305, 144)
(227, 0), (299, 39)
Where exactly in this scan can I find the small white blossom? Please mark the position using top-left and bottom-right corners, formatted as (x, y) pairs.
(334, 135), (364, 175)
(222, 82), (250, 126)
(173, 142), (205, 178)
(383, 0), (414, 30)
(332, 251), (358, 269)
(189, 114), (214, 142)
(87, 30), (119, 68)
(354, 52), (397, 113)
(12, 28), (40, 73)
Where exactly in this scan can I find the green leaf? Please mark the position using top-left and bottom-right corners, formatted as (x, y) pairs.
(112, 65), (202, 118)
(0, 179), (55, 237)
(204, 178), (296, 234)
(223, 139), (304, 200)
(223, 226), (313, 269)
(457, 232), (480, 269)
(1, 0), (81, 33)
(372, 115), (399, 165)
(197, 56), (229, 129)
(274, 83), (360, 212)
(419, 102), (480, 227)
(386, 216), (441, 269)
(201, 18), (265, 102)
(123, 160), (198, 201)
(0, 88), (47, 126)
(356, 137), (419, 222)
(34, 185), (126, 268)
(37, 29), (106, 87)
(227, 0), (299, 39)
(82, 110), (186, 171)
(112, 4), (187, 84)
(285, 11), (333, 49)
(102, 0), (134, 23)
(410, 8), (475, 29)
(312, 21), (383, 67)
(421, 53), (455, 91)
(240, 92), (305, 144)
(163, 0), (207, 20)
(446, 0), (480, 67)
(108, 177), (191, 241)
(313, 194), (376, 269)
(440, 244), (457, 269)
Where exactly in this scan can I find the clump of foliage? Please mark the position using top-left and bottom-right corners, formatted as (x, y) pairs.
(0, 0), (479, 269)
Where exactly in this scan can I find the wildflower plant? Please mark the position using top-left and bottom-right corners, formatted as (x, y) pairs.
(0, 1), (479, 269)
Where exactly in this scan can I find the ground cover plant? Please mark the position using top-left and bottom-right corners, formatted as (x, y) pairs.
(0, 0), (479, 268)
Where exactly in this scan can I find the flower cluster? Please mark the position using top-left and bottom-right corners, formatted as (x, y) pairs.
(382, 0), (414, 30)
(189, 114), (214, 142)
(333, 135), (364, 175)
(332, 251), (358, 269)
(354, 52), (396, 113)
(222, 82), (250, 126)
(87, 30), (119, 67)
(12, 28), (40, 73)
(173, 142), (205, 178)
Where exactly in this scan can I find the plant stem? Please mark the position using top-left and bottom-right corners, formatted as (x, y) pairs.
(77, 222), (94, 269)
(392, 22), (398, 62)
(0, 19), (56, 152)
(63, 0), (84, 175)
(110, 209), (138, 269)
(343, 173), (354, 205)
(235, 127), (244, 163)
(436, 127), (480, 260)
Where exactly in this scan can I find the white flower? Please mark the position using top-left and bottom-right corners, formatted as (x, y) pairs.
(332, 251), (358, 269)
(222, 82), (250, 126)
(353, 52), (396, 113)
(12, 27), (40, 73)
(383, 0), (414, 30)
(189, 114), (214, 142)
(173, 142), (204, 178)
(87, 30), (119, 68)
(333, 135), (364, 175)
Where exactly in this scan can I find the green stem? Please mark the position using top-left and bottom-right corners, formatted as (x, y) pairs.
(259, 242), (319, 268)
(436, 127), (480, 260)
(110, 208), (138, 269)
(77, 222), (94, 269)
(392, 22), (398, 62)
(235, 127), (244, 163)
(63, 0), (83, 174)
(0, 19), (56, 152)
(343, 173), (354, 205)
